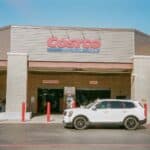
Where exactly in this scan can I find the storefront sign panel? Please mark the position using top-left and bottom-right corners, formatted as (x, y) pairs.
(47, 37), (101, 53)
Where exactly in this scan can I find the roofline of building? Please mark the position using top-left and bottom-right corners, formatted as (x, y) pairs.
(0, 25), (11, 31)
(0, 25), (149, 37)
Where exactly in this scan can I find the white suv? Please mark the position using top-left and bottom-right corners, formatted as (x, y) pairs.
(63, 99), (146, 130)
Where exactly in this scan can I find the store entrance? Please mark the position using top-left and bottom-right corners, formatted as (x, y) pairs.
(38, 88), (63, 114)
(76, 89), (111, 106)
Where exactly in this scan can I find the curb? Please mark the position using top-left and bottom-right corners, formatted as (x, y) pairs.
(0, 121), (62, 124)
(0, 118), (62, 124)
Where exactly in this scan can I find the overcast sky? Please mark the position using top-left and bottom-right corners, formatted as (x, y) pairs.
(0, 0), (150, 34)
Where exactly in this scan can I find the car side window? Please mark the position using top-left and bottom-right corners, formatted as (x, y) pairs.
(109, 101), (135, 109)
(96, 101), (111, 109)
(123, 102), (135, 108)
(110, 101), (122, 109)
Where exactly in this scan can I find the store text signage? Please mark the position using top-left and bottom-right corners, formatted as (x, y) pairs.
(47, 37), (101, 53)
(42, 80), (59, 84)
(89, 80), (99, 85)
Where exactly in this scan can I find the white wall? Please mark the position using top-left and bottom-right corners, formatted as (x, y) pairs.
(6, 53), (28, 113)
(131, 55), (150, 111)
(11, 26), (134, 63)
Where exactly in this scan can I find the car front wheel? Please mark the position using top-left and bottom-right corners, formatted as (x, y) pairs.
(124, 116), (139, 130)
(73, 116), (88, 130)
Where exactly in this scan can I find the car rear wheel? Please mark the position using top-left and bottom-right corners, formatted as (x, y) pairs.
(124, 116), (139, 130)
(73, 116), (88, 130)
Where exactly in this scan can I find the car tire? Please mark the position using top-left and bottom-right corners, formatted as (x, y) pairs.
(124, 116), (139, 130)
(73, 116), (88, 130)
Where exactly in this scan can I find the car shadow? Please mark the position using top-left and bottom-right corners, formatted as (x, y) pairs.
(89, 125), (125, 130)
(66, 125), (147, 130)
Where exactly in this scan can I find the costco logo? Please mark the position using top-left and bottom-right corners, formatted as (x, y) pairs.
(47, 37), (101, 53)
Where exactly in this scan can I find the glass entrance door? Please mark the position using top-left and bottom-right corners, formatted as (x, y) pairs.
(38, 88), (63, 114)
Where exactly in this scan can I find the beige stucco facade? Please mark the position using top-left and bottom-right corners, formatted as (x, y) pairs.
(131, 56), (150, 107)
(0, 25), (150, 120)
(6, 53), (28, 112)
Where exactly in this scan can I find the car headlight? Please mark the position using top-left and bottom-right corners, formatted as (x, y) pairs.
(68, 111), (73, 117)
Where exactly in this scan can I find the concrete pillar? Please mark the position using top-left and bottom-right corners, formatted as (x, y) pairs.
(5, 53), (31, 120)
(131, 55), (150, 111)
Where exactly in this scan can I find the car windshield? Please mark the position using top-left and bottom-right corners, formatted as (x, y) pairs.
(85, 99), (101, 109)
(85, 102), (95, 109)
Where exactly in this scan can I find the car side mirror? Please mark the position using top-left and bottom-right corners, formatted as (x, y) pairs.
(92, 106), (97, 111)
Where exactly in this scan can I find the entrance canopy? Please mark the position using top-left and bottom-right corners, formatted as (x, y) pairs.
(29, 61), (133, 73)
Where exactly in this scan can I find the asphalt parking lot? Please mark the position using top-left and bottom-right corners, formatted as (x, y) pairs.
(0, 123), (150, 150)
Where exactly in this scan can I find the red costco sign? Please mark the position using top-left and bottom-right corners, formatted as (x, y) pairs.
(47, 37), (101, 49)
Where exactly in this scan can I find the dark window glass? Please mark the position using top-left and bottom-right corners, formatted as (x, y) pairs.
(110, 101), (122, 109)
(123, 102), (135, 108)
(96, 101), (135, 109)
(110, 101), (135, 109)
(96, 101), (111, 109)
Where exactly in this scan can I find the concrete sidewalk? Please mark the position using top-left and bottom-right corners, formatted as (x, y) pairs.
(0, 114), (63, 124)
(28, 114), (63, 123)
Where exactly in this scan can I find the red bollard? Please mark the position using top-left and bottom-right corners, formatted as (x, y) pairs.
(21, 102), (26, 122)
(72, 100), (76, 108)
(47, 102), (51, 122)
(144, 103), (148, 118)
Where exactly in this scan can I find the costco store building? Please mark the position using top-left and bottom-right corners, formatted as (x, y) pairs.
(0, 25), (150, 120)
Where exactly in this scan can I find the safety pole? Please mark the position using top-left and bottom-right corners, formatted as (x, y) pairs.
(144, 103), (148, 118)
(21, 102), (26, 122)
(72, 100), (76, 108)
(47, 102), (51, 122)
